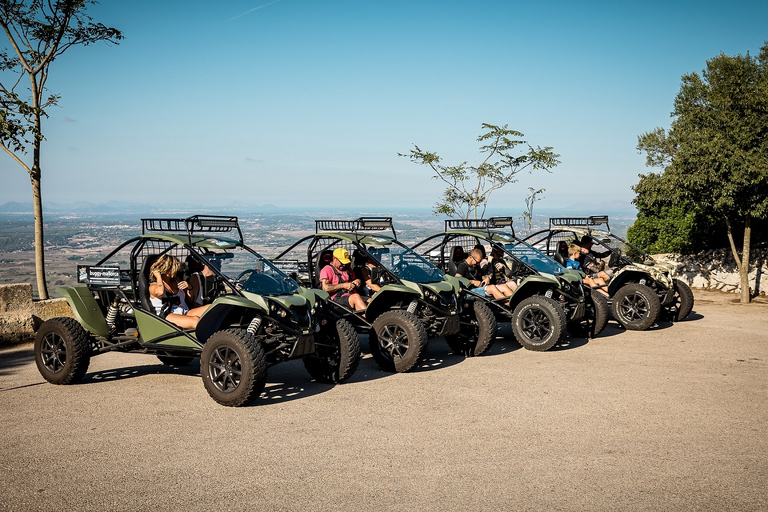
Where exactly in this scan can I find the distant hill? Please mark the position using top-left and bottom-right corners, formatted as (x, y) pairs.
(0, 201), (31, 213)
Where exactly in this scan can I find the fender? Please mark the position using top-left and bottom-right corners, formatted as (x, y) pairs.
(196, 295), (266, 343)
(507, 275), (559, 310)
(298, 286), (329, 309)
(56, 286), (109, 337)
(562, 268), (585, 282)
(419, 280), (454, 295)
(608, 270), (657, 296)
(519, 274), (559, 288)
(442, 274), (463, 295)
(365, 284), (421, 321)
(228, 292), (270, 314)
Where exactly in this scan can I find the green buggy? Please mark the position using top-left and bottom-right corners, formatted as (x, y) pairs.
(273, 217), (497, 372)
(34, 215), (360, 406)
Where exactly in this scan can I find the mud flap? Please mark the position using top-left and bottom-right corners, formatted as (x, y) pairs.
(661, 287), (675, 306)
(289, 334), (316, 358)
(570, 302), (586, 321)
(438, 314), (461, 336)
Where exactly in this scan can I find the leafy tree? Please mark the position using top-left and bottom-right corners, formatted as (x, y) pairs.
(0, 0), (122, 298)
(636, 43), (768, 303)
(628, 167), (729, 253)
(400, 123), (560, 219)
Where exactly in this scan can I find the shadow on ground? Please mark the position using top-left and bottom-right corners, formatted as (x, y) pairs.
(0, 344), (34, 378)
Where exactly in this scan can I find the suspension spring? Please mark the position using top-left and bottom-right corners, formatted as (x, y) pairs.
(247, 316), (262, 335)
(106, 299), (120, 330)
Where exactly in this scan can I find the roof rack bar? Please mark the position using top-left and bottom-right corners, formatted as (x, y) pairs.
(315, 217), (396, 239)
(549, 215), (610, 231)
(141, 215), (243, 244)
(444, 217), (515, 234)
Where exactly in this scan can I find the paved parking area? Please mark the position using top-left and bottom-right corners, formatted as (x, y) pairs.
(1, 290), (766, 511)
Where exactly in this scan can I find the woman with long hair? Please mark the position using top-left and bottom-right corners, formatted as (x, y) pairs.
(148, 254), (209, 329)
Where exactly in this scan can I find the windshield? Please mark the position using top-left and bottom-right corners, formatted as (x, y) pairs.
(367, 244), (445, 283)
(207, 246), (300, 295)
(504, 242), (565, 275)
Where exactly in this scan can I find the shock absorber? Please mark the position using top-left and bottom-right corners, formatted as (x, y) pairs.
(106, 298), (120, 332)
(247, 316), (262, 336)
(407, 300), (419, 314)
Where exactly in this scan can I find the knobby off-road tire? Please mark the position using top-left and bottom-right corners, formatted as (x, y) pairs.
(568, 290), (609, 338)
(511, 295), (566, 351)
(611, 283), (661, 331)
(445, 300), (497, 356)
(201, 329), (267, 407)
(34, 317), (91, 385)
(303, 318), (361, 383)
(662, 279), (694, 322)
(369, 310), (428, 373)
(157, 355), (196, 366)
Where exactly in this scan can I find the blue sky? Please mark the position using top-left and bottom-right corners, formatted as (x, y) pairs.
(1, 0), (766, 212)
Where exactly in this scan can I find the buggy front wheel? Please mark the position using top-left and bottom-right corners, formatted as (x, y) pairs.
(511, 296), (566, 351)
(611, 283), (660, 331)
(201, 329), (267, 407)
(368, 310), (428, 373)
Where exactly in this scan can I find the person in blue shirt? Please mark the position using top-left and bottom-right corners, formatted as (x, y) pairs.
(566, 244), (582, 270)
(568, 244), (608, 296)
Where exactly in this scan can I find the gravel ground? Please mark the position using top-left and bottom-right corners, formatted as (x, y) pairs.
(1, 290), (766, 512)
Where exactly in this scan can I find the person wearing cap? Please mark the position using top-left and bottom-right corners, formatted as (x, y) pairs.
(320, 248), (366, 311)
(579, 235), (613, 282)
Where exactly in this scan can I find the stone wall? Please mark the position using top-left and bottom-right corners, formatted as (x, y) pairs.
(654, 248), (768, 296)
(0, 283), (75, 345)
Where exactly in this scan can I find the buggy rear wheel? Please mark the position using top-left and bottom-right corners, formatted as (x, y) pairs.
(662, 279), (694, 322)
(445, 300), (497, 356)
(511, 296), (566, 351)
(201, 329), (266, 407)
(369, 310), (428, 373)
(34, 317), (91, 385)
(568, 289), (609, 338)
(304, 318), (361, 383)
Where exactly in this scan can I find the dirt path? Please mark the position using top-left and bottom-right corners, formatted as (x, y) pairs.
(1, 290), (766, 511)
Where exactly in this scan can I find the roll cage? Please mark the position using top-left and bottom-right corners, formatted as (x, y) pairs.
(525, 215), (652, 268)
(81, 216), (309, 343)
(411, 217), (543, 279)
(275, 217), (443, 289)
(274, 217), (459, 333)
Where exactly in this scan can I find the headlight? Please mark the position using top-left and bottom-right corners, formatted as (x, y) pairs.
(269, 303), (289, 318)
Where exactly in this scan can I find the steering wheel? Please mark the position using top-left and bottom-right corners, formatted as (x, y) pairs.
(234, 269), (256, 288)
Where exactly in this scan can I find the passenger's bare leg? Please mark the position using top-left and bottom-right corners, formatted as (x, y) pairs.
(188, 305), (210, 317)
(585, 277), (609, 296)
(349, 294), (367, 311)
(484, 284), (498, 299)
(166, 313), (200, 329)
(495, 283), (515, 296)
